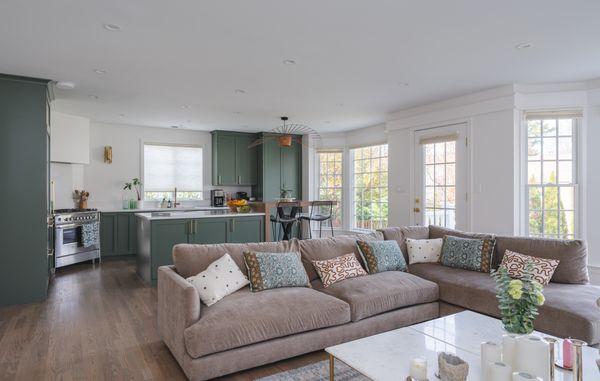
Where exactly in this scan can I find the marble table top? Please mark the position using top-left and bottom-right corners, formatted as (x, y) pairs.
(326, 311), (599, 381)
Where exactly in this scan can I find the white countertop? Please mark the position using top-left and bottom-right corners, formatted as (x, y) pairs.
(135, 210), (265, 221)
(100, 206), (230, 213)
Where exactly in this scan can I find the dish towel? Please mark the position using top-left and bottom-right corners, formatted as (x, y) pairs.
(82, 222), (100, 248)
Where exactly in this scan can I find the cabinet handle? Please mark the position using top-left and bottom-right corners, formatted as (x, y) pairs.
(238, 175), (241, 184)
(218, 175), (222, 185)
(188, 221), (192, 235)
(194, 221), (198, 234)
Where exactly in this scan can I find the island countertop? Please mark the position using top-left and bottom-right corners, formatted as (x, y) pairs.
(135, 210), (265, 221)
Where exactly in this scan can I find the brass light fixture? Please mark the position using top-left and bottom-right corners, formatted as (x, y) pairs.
(249, 116), (320, 148)
(104, 146), (112, 164)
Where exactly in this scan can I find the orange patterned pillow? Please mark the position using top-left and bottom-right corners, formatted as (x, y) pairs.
(312, 253), (368, 288)
(500, 250), (560, 286)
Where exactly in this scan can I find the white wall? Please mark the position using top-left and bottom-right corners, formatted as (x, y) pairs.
(586, 85), (600, 266)
(50, 162), (84, 209)
(50, 112), (90, 164)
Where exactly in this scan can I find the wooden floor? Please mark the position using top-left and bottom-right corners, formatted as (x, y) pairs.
(0, 260), (326, 381)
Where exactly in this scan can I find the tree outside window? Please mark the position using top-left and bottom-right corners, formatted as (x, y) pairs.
(352, 144), (388, 229)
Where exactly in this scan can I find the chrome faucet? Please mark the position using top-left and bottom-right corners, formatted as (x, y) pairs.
(174, 187), (181, 208)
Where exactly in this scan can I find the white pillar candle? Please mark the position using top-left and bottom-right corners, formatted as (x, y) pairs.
(482, 342), (503, 380)
(488, 362), (512, 381)
(512, 372), (543, 381)
(516, 336), (550, 381)
(409, 356), (428, 380)
(502, 334), (520, 368)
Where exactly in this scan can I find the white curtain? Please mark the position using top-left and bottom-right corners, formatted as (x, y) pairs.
(144, 144), (203, 192)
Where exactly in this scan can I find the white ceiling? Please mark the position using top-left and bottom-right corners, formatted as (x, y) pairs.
(1, 1), (599, 133)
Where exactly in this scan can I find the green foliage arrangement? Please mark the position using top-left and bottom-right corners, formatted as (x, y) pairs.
(491, 262), (545, 334)
(124, 178), (143, 201)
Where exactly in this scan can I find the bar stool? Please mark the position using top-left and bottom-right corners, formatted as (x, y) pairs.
(298, 201), (334, 238)
(269, 201), (301, 241)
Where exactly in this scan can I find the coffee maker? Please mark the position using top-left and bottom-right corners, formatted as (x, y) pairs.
(211, 189), (225, 207)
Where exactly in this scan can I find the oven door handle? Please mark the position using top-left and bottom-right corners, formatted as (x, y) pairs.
(56, 222), (92, 230)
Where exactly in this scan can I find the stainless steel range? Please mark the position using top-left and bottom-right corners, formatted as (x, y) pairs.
(53, 208), (101, 268)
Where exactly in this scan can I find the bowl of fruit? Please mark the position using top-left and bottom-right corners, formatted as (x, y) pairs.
(227, 199), (248, 213)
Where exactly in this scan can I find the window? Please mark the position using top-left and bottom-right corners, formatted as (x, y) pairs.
(351, 144), (388, 229)
(317, 151), (343, 227)
(423, 139), (456, 229)
(143, 143), (203, 201)
(525, 115), (578, 238)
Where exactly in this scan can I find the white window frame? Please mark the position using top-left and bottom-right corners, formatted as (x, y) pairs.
(520, 112), (581, 238)
(349, 143), (389, 230)
(315, 150), (344, 228)
(141, 141), (205, 201)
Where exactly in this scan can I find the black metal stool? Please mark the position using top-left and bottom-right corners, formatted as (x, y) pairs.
(298, 201), (334, 238)
(269, 201), (301, 241)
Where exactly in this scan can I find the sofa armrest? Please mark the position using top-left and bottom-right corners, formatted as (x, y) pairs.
(157, 265), (201, 359)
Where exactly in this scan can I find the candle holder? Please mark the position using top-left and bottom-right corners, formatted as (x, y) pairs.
(571, 339), (587, 381)
(543, 337), (557, 381)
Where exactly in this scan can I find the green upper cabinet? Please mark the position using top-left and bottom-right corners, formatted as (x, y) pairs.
(253, 133), (303, 201)
(212, 131), (258, 186)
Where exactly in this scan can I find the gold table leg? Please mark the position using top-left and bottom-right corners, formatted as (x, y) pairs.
(329, 354), (335, 381)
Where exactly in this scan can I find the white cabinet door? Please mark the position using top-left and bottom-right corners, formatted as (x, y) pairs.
(50, 111), (90, 164)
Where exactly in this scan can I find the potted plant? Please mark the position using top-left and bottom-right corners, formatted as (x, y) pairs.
(491, 262), (545, 334)
(124, 178), (143, 209)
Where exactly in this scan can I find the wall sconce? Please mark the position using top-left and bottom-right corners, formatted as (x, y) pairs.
(104, 146), (113, 164)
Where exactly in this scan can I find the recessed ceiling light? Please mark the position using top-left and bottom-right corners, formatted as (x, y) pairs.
(234, 89), (246, 95)
(119, 113), (125, 117)
(282, 59), (296, 65)
(398, 82), (409, 87)
(103, 23), (121, 31)
(55, 81), (75, 90)
(180, 105), (189, 109)
(336, 103), (344, 107)
(515, 42), (532, 50)
(233, 111), (242, 114)
(93, 69), (107, 74)
(88, 94), (99, 100)
(324, 121), (331, 124)
(171, 125), (180, 129)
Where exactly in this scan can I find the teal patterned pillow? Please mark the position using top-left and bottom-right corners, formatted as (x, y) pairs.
(356, 240), (407, 274)
(440, 235), (495, 272)
(243, 251), (311, 292)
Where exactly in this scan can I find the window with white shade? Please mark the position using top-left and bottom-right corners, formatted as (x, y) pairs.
(143, 143), (203, 201)
(351, 144), (388, 229)
(525, 113), (579, 238)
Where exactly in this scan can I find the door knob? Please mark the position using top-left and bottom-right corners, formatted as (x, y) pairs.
(413, 207), (421, 213)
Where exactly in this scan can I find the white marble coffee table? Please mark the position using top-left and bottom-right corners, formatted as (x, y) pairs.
(326, 310), (599, 381)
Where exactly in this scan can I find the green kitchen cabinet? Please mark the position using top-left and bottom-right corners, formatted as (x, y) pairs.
(253, 133), (303, 201)
(0, 74), (53, 306)
(137, 215), (265, 284)
(228, 216), (264, 243)
(189, 219), (228, 244)
(212, 131), (258, 186)
(100, 212), (138, 257)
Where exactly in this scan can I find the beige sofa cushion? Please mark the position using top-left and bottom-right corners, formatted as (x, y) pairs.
(299, 231), (383, 281)
(429, 225), (495, 241)
(378, 226), (429, 261)
(313, 271), (439, 322)
(184, 287), (351, 358)
(494, 236), (589, 284)
(409, 263), (600, 345)
(173, 239), (299, 278)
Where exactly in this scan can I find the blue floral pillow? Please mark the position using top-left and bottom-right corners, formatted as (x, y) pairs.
(440, 235), (496, 272)
(356, 240), (407, 274)
(243, 251), (311, 292)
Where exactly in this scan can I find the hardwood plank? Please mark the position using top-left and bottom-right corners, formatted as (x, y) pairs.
(0, 260), (323, 381)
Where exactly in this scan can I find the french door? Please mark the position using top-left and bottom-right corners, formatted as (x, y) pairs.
(414, 124), (468, 229)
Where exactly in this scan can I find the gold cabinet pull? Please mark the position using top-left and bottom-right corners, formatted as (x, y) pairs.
(413, 207), (421, 213)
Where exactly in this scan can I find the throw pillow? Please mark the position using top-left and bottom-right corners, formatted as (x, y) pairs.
(500, 250), (560, 286)
(440, 235), (496, 272)
(312, 253), (368, 287)
(243, 251), (311, 292)
(406, 238), (443, 264)
(356, 240), (407, 274)
(186, 253), (249, 306)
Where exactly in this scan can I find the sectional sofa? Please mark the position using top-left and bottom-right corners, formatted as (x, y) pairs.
(157, 226), (600, 381)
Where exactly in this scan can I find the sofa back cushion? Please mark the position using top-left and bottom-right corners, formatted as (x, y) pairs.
(378, 226), (429, 262)
(429, 225), (495, 241)
(299, 231), (383, 281)
(494, 236), (588, 284)
(173, 239), (299, 279)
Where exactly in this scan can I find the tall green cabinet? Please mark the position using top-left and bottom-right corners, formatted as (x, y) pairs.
(211, 131), (258, 186)
(0, 74), (53, 306)
(253, 133), (303, 201)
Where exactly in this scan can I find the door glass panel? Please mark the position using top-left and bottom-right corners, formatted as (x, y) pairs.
(422, 140), (456, 228)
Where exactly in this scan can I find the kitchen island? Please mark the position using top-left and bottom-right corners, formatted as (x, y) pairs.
(136, 210), (265, 285)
